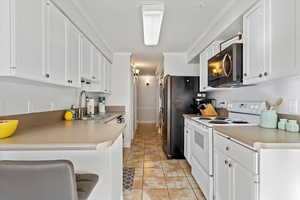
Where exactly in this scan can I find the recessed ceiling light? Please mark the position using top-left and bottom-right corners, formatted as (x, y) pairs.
(142, 3), (164, 46)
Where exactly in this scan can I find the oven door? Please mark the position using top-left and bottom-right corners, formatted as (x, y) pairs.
(190, 122), (211, 174)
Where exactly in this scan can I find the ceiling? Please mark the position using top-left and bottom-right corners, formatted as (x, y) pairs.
(72, 0), (231, 74)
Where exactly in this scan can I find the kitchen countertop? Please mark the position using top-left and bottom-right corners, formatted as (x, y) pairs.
(183, 114), (202, 119)
(0, 113), (125, 151)
(215, 126), (300, 150)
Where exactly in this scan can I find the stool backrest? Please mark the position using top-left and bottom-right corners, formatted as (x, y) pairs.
(0, 160), (78, 200)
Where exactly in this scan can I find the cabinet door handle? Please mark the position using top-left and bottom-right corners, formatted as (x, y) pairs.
(243, 73), (247, 77)
(264, 72), (268, 76)
(45, 73), (50, 78)
(224, 160), (228, 165)
(259, 73), (263, 78)
(225, 146), (230, 151)
(228, 163), (232, 168)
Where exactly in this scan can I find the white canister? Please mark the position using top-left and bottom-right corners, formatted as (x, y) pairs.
(87, 98), (95, 115)
(99, 102), (106, 113)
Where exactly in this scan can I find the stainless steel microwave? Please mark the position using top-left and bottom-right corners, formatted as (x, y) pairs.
(208, 43), (243, 87)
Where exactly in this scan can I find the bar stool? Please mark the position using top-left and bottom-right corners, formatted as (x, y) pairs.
(0, 160), (98, 200)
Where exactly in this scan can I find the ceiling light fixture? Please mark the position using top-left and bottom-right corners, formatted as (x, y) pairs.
(142, 3), (164, 46)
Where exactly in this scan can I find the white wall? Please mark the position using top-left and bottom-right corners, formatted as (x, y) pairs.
(163, 53), (199, 76)
(106, 53), (133, 147)
(208, 76), (300, 115)
(137, 76), (158, 123)
(0, 78), (78, 116)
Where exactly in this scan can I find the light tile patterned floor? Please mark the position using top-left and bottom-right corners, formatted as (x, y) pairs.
(123, 123), (206, 200)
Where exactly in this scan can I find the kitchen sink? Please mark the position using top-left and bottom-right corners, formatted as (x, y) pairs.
(80, 113), (114, 121)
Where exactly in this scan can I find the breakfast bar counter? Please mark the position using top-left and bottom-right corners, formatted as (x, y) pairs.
(0, 112), (125, 200)
(0, 113), (125, 151)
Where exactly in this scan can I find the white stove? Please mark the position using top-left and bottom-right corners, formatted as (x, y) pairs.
(189, 101), (266, 200)
(191, 101), (266, 127)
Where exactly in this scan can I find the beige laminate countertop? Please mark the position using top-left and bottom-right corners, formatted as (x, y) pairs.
(215, 126), (300, 150)
(0, 113), (126, 151)
(183, 114), (202, 119)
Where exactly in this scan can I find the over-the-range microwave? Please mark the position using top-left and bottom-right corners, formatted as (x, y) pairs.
(208, 43), (243, 88)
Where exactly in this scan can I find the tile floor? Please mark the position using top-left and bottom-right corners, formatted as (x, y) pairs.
(123, 123), (206, 200)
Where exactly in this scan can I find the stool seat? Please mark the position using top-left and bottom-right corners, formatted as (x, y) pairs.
(0, 160), (98, 200)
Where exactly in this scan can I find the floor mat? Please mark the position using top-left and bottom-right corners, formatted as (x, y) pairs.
(123, 167), (135, 191)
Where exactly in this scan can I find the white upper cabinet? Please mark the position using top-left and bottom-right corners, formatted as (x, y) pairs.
(199, 50), (208, 92)
(243, 0), (297, 84)
(199, 41), (220, 92)
(0, 0), (44, 80)
(91, 47), (100, 83)
(45, 1), (67, 85)
(81, 37), (93, 80)
(243, 1), (267, 84)
(297, 0), (300, 69)
(66, 21), (81, 88)
(266, 0), (297, 79)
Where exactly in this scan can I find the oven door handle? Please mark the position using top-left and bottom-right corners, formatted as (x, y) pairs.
(222, 53), (233, 77)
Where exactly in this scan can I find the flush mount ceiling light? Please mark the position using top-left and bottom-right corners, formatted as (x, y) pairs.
(142, 3), (164, 46)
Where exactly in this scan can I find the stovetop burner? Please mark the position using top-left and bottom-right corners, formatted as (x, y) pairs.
(209, 120), (230, 124)
(215, 117), (228, 120)
(231, 121), (249, 124)
(198, 117), (212, 120)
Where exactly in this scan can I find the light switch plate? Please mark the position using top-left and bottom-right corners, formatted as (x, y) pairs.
(288, 99), (298, 114)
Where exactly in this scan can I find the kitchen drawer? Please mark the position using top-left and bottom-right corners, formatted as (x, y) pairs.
(214, 133), (258, 174)
(191, 155), (212, 200)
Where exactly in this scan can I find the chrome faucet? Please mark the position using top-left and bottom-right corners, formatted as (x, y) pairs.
(78, 90), (87, 119)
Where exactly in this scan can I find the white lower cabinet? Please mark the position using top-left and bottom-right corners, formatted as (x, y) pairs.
(214, 133), (259, 200)
(184, 119), (192, 164)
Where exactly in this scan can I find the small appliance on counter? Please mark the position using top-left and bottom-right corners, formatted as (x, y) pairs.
(87, 98), (95, 116)
(98, 97), (106, 113)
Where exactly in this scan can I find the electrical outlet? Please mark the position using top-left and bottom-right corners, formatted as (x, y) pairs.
(288, 99), (298, 114)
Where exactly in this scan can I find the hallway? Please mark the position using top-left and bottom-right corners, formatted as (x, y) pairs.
(123, 124), (205, 200)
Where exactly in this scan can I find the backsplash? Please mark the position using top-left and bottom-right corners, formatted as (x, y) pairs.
(208, 76), (300, 115)
(0, 78), (79, 116)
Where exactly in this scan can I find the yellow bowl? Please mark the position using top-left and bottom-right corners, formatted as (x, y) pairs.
(0, 120), (19, 139)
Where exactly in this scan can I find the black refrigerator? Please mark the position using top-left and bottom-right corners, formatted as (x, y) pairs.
(161, 75), (199, 159)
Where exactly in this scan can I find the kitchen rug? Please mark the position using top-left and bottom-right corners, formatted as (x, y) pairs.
(123, 167), (135, 191)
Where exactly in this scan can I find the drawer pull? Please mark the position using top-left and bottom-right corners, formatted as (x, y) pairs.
(224, 160), (228, 165)
(225, 146), (230, 151)
(228, 163), (232, 168)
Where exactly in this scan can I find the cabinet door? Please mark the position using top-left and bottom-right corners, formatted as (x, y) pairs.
(297, 0), (300, 70)
(184, 127), (189, 162)
(214, 148), (230, 200)
(81, 37), (93, 80)
(66, 22), (81, 87)
(199, 50), (208, 92)
(91, 47), (100, 82)
(243, 1), (266, 84)
(13, 0), (44, 80)
(265, 0), (297, 79)
(107, 62), (112, 93)
(231, 160), (259, 200)
(46, 1), (66, 84)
